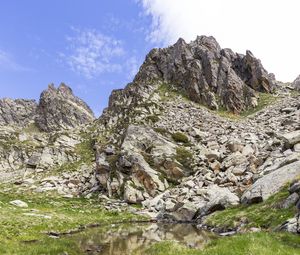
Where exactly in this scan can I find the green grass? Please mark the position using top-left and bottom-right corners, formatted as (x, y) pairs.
(216, 93), (277, 120)
(146, 115), (160, 123)
(143, 232), (300, 255)
(175, 147), (193, 170)
(154, 127), (170, 136)
(172, 132), (189, 144)
(0, 189), (143, 254)
(240, 93), (277, 117)
(205, 184), (296, 229)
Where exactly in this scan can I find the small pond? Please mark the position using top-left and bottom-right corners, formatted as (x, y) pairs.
(63, 222), (215, 255)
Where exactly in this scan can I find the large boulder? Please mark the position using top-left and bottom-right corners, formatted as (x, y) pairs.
(241, 161), (300, 204)
(279, 130), (300, 148)
(0, 98), (37, 127)
(35, 83), (95, 132)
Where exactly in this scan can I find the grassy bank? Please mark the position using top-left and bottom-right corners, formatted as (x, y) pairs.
(143, 232), (300, 255)
(0, 190), (142, 255)
(142, 183), (300, 255)
(204, 184), (296, 230)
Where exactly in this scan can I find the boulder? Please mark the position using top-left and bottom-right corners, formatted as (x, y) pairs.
(241, 161), (300, 204)
(279, 130), (300, 148)
(9, 200), (28, 208)
(194, 185), (240, 218)
(279, 216), (300, 233)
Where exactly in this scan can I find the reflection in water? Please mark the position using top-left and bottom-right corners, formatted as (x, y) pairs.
(68, 223), (213, 255)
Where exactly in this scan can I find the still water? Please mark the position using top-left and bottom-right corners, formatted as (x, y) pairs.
(65, 223), (214, 255)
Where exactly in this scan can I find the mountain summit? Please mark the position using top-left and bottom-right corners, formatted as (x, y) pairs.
(36, 83), (95, 132)
(133, 36), (276, 113)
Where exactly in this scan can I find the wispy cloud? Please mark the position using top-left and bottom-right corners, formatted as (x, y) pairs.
(0, 49), (32, 72)
(62, 28), (126, 79)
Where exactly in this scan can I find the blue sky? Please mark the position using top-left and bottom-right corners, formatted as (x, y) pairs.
(0, 0), (158, 116)
(1, 0), (300, 116)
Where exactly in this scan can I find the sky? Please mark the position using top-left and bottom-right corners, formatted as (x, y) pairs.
(0, 0), (299, 116)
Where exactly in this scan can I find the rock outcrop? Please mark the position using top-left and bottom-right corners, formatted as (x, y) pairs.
(36, 83), (95, 132)
(0, 98), (37, 126)
(0, 83), (95, 133)
(134, 36), (276, 113)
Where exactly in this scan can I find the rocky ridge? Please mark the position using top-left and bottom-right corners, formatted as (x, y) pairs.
(0, 98), (37, 127)
(36, 83), (95, 132)
(0, 83), (95, 132)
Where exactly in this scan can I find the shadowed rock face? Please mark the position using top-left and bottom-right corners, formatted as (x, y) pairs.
(35, 83), (95, 132)
(292, 75), (300, 90)
(0, 98), (37, 127)
(133, 36), (276, 113)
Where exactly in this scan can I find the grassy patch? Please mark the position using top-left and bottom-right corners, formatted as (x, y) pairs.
(172, 132), (189, 144)
(216, 93), (278, 120)
(205, 184), (296, 229)
(175, 147), (193, 169)
(154, 127), (170, 136)
(0, 190), (142, 254)
(143, 232), (300, 255)
(23, 123), (41, 133)
(240, 93), (277, 117)
(146, 115), (160, 123)
(157, 83), (189, 102)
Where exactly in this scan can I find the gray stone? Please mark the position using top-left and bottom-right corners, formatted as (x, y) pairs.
(280, 193), (299, 209)
(279, 130), (300, 148)
(241, 161), (300, 204)
(9, 200), (28, 208)
(35, 83), (95, 132)
(0, 98), (37, 127)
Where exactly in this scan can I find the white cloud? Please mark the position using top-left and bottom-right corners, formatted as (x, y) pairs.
(138, 0), (300, 82)
(64, 28), (126, 79)
(0, 50), (31, 72)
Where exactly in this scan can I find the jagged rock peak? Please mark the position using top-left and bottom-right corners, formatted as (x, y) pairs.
(0, 98), (37, 127)
(35, 83), (95, 132)
(133, 35), (276, 113)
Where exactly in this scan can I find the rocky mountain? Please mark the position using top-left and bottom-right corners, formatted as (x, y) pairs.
(1, 36), (300, 234)
(0, 83), (96, 188)
(36, 83), (95, 132)
(0, 83), (95, 132)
